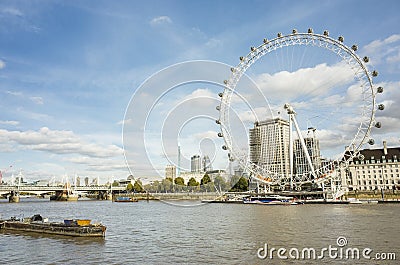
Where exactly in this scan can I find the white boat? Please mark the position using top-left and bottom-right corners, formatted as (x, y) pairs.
(362, 200), (379, 204)
(243, 194), (295, 205)
(348, 198), (362, 204)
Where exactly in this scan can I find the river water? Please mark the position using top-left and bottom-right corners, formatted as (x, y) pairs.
(0, 198), (398, 264)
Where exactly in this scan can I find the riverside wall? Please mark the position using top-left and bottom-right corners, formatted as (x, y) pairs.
(112, 192), (221, 201)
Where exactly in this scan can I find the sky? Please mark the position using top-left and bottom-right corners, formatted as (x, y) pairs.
(1, 0), (400, 184)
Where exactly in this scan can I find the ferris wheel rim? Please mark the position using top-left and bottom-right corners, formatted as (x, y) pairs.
(219, 29), (378, 186)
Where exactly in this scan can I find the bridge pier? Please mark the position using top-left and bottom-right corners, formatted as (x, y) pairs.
(97, 191), (110, 200)
(9, 191), (20, 203)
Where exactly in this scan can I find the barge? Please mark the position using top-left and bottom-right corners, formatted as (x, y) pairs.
(0, 215), (106, 237)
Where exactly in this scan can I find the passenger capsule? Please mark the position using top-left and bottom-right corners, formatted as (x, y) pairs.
(230, 67), (235, 72)
(338, 36), (344, 42)
(250, 47), (256, 52)
(216, 105), (220, 111)
(363, 56), (369, 63)
(323, 30), (329, 36)
(240, 56), (244, 61)
(292, 29), (297, 34)
(277, 32), (282, 37)
(351, 44), (358, 51)
(378, 104), (385, 110)
(218, 92), (223, 98)
(377, 86), (384, 93)
(308, 28), (313, 33)
(215, 120), (221, 124)
(375, 122), (382, 128)
(263, 38), (268, 44)
(368, 139), (375, 145)
(372, 70), (378, 77)
(218, 132), (223, 137)
(223, 80), (228, 84)
(222, 145), (227, 150)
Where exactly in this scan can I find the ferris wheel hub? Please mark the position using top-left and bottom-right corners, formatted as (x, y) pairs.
(284, 103), (296, 114)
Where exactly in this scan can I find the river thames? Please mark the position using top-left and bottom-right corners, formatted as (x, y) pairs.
(0, 199), (398, 264)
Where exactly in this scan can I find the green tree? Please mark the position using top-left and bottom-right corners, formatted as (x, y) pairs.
(126, 182), (134, 192)
(200, 174), (213, 192)
(162, 178), (173, 192)
(174, 177), (185, 191)
(174, 177), (185, 186)
(214, 175), (228, 192)
(148, 180), (161, 193)
(133, 179), (144, 193)
(230, 176), (249, 192)
(230, 175), (240, 188)
(166, 177), (173, 183)
(201, 174), (211, 185)
(112, 180), (119, 187)
(143, 183), (152, 192)
(187, 177), (199, 192)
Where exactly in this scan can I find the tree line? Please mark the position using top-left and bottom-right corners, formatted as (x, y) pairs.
(114, 174), (249, 193)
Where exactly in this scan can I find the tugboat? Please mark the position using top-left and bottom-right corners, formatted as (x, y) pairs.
(0, 214), (106, 237)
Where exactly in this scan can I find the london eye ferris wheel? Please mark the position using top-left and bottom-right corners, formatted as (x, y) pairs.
(217, 28), (384, 191)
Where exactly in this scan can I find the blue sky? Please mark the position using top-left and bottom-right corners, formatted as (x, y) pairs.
(1, 0), (400, 183)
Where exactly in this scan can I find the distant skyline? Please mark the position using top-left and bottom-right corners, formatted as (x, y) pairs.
(1, 0), (400, 183)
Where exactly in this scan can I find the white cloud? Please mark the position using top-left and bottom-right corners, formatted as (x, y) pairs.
(0, 120), (19, 126)
(254, 62), (354, 102)
(63, 156), (128, 172)
(362, 34), (400, 67)
(2, 7), (23, 17)
(193, 130), (219, 140)
(238, 106), (272, 123)
(30, 96), (44, 105)
(205, 38), (222, 48)
(0, 127), (123, 158)
(364, 34), (400, 52)
(0, 59), (5, 69)
(117, 118), (132, 125)
(150, 16), (172, 26)
(6, 90), (22, 96)
(181, 88), (215, 102)
(0, 6), (40, 32)
(386, 50), (400, 64)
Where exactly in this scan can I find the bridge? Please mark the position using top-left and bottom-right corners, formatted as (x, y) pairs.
(0, 184), (127, 197)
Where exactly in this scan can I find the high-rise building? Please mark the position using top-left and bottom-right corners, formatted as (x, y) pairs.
(249, 118), (290, 177)
(202, 155), (212, 172)
(91, 177), (99, 186)
(165, 164), (176, 180)
(294, 130), (321, 175)
(191, 155), (201, 172)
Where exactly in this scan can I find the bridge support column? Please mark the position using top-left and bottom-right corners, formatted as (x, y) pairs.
(97, 191), (111, 200)
(9, 191), (20, 203)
